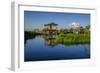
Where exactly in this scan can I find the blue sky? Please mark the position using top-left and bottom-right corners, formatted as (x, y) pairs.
(24, 11), (90, 30)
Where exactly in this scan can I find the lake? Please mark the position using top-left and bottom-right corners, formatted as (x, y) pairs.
(24, 36), (90, 62)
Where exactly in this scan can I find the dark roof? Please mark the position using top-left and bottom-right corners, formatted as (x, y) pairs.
(44, 23), (58, 26)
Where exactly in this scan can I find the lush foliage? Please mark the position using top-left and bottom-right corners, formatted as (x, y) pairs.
(24, 31), (41, 43)
(54, 33), (90, 45)
(25, 31), (90, 45)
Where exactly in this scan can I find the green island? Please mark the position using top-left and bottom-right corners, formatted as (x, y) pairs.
(25, 22), (90, 46)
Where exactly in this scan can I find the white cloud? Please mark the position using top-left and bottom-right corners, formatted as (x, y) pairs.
(70, 22), (80, 28)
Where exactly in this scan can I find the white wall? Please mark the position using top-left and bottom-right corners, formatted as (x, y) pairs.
(0, 0), (100, 73)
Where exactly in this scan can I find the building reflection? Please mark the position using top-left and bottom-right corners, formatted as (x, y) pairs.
(43, 35), (57, 46)
(42, 22), (58, 46)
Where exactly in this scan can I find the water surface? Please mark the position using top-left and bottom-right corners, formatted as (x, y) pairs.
(24, 36), (90, 62)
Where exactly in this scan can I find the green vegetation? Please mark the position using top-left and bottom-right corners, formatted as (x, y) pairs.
(54, 33), (90, 45)
(25, 31), (90, 45)
(25, 23), (90, 45)
(24, 31), (41, 43)
(25, 31), (36, 39)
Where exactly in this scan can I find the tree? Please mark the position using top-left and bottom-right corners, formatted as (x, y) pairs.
(84, 25), (90, 34)
(79, 26), (84, 33)
(85, 25), (90, 29)
(59, 28), (67, 34)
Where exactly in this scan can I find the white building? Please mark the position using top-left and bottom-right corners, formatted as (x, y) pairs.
(70, 22), (80, 34)
(71, 22), (80, 29)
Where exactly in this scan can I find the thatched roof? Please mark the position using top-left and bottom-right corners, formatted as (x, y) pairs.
(44, 22), (58, 26)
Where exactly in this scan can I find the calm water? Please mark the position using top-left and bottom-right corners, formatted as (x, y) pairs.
(24, 36), (90, 62)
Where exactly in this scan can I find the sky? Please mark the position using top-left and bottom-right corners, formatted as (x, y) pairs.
(24, 11), (90, 31)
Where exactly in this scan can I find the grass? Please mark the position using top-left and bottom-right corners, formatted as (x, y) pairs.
(54, 33), (90, 45)
(24, 31), (90, 45)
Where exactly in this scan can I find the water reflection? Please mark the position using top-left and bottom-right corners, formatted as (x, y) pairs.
(24, 35), (90, 61)
(43, 35), (57, 46)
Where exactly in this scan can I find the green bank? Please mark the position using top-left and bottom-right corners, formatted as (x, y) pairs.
(54, 33), (90, 45)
